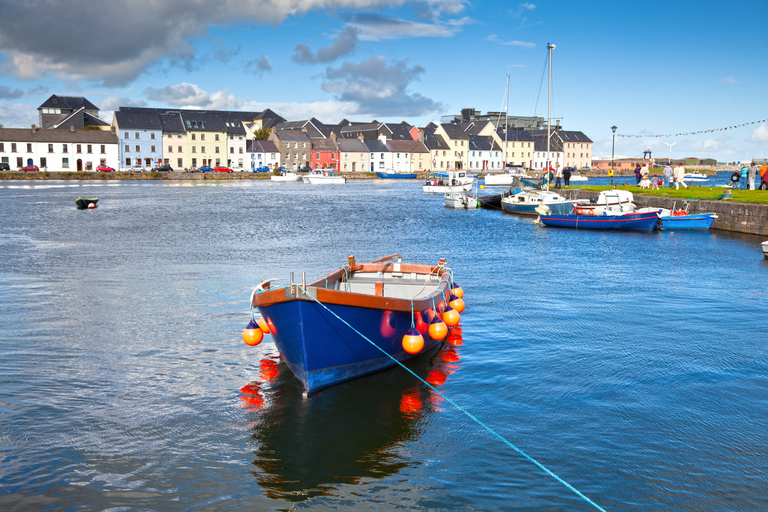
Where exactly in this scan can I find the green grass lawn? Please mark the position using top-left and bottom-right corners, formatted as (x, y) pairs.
(573, 185), (768, 204)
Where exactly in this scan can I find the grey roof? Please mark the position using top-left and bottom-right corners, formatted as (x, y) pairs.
(386, 139), (428, 153)
(114, 110), (164, 130)
(468, 135), (501, 152)
(337, 139), (369, 152)
(423, 132), (449, 151)
(38, 95), (99, 111)
(276, 118), (327, 138)
(246, 140), (278, 153)
(363, 140), (389, 153)
(310, 138), (338, 152)
(440, 123), (470, 141)
(159, 112), (185, 133)
(496, 127), (534, 142)
(273, 129), (310, 142)
(383, 122), (414, 140)
(554, 130), (593, 144)
(51, 109), (109, 130)
(0, 127), (118, 143)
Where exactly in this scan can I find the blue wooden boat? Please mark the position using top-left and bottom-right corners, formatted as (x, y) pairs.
(249, 255), (456, 394)
(377, 171), (417, 179)
(658, 211), (717, 231)
(539, 210), (660, 230)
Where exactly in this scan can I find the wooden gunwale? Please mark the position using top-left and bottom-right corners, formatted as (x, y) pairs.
(251, 262), (450, 312)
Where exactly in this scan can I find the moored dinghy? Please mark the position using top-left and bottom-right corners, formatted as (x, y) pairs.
(538, 206), (661, 230)
(248, 255), (460, 393)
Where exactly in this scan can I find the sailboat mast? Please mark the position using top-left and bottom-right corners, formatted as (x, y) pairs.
(504, 73), (509, 170)
(546, 43), (555, 191)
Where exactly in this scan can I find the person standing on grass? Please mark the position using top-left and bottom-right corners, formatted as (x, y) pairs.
(663, 163), (673, 188)
(673, 163), (688, 190)
(748, 162), (758, 190)
(563, 166), (571, 187)
(634, 164), (642, 185)
(739, 163), (749, 189)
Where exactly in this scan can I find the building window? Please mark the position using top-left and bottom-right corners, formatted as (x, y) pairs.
(285, 142), (289, 148)
(17, 157), (23, 167)
(285, 153), (289, 159)
(177, 158), (183, 167)
(135, 132), (140, 139)
(101, 145), (106, 154)
(125, 158), (130, 166)
(48, 144), (54, 153)
(239, 147), (243, 154)
(27, 143), (32, 152)
(124, 132), (129, 139)
(77, 145), (82, 153)
(215, 134), (219, 141)
(192, 158), (197, 167)
(316, 152), (320, 159)
(230, 147), (234, 154)
(40, 157), (47, 168)
(201, 146), (206, 153)
(168, 146), (173, 153)
(270, 153), (275, 159)
(11, 143), (16, 152)
(87, 145), (92, 154)
(201, 134), (205, 141)
(125, 145), (130, 152)
(293, 142), (298, 148)
(135, 145), (140, 152)
(63, 158), (70, 168)
(294, 153), (298, 159)
(192, 147), (196, 153)
(150, 133), (155, 139)
(150, 146), (156, 153)
(178, 146), (182, 152)
(215, 147), (219, 154)
(302, 142), (306, 148)
(192, 133), (196, 140)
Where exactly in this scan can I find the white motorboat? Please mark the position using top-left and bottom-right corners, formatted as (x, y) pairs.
(271, 170), (302, 182)
(683, 172), (708, 182)
(569, 172), (588, 182)
(444, 182), (478, 209)
(303, 169), (346, 185)
(500, 188), (581, 216)
(484, 169), (531, 186)
(577, 189), (636, 215)
(762, 240), (768, 258)
(423, 170), (475, 193)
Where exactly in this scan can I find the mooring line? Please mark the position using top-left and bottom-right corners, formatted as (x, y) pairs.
(296, 284), (606, 512)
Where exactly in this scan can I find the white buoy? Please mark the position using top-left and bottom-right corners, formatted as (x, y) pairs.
(88, 203), (96, 209)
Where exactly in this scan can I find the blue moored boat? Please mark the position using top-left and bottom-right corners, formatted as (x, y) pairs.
(249, 255), (457, 393)
(377, 171), (417, 179)
(539, 210), (661, 230)
(658, 211), (717, 231)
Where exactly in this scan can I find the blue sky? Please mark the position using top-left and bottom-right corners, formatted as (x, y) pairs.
(1, 0), (766, 163)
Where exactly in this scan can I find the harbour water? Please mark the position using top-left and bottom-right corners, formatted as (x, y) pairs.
(1, 179), (766, 511)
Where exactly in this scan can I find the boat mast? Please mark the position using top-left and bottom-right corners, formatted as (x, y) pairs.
(546, 43), (555, 191)
(504, 73), (509, 172)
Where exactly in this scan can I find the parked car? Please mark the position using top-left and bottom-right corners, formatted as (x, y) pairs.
(198, 166), (213, 172)
(151, 165), (173, 172)
(96, 165), (114, 172)
(0, 162), (10, 171)
(128, 166), (146, 173)
(21, 165), (39, 172)
(299, 166), (312, 172)
(214, 166), (233, 173)
(254, 166), (270, 172)
(760, 171), (768, 190)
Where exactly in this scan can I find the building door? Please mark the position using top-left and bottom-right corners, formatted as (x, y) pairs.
(77, 159), (83, 171)
(27, 158), (33, 166)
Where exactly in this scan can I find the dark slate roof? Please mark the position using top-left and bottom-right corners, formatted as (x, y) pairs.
(310, 138), (338, 152)
(423, 132), (449, 151)
(468, 135), (501, 151)
(554, 130), (593, 144)
(159, 112), (185, 133)
(38, 95), (99, 111)
(386, 139), (428, 153)
(0, 127), (117, 143)
(383, 122), (414, 140)
(114, 110), (164, 130)
(337, 139), (368, 152)
(246, 140), (278, 153)
(273, 129), (310, 142)
(440, 123), (470, 141)
(114, 107), (281, 134)
(496, 127), (534, 142)
(363, 140), (389, 153)
(276, 118), (327, 138)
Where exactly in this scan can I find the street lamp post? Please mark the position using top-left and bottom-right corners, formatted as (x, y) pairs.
(611, 125), (617, 187)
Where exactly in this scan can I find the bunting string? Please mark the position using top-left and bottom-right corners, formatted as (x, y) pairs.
(617, 118), (767, 138)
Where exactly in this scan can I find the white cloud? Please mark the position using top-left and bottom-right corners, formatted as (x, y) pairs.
(0, 102), (38, 128)
(345, 13), (472, 41)
(750, 123), (768, 142)
(486, 34), (535, 48)
(723, 77), (737, 85)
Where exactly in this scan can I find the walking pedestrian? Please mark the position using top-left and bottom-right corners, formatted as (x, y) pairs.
(563, 166), (572, 187)
(634, 164), (642, 185)
(673, 163), (688, 189)
(663, 163), (673, 188)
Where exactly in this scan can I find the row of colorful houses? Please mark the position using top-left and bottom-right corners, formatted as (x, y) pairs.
(0, 95), (594, 173)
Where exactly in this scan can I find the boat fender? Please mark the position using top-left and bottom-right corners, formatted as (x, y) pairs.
(575, 208), (583, 215)
(588, 210), (595, 215)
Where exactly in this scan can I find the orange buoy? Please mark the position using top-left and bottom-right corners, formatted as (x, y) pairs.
(258, 316), (270, 334)
(243, 320), (264, 346)
(575, 208), (583, 215)
(448, 294), (465, 314)
(428, 316), (448, 340)
(588, 209), (595, 216)
(451, 282), (464, 299)
(402, 326), (425, 354)
(266, 317), (277, 335)
(442, 304), (460, 327)
(380, 310), (398, 338)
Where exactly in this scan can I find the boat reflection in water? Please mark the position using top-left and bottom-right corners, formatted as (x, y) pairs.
(240, 330), (465, 502)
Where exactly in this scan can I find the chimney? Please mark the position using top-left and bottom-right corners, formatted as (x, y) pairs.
(358, 133), (364, 142)
(378, 133), (387, 143)
(70, 125), (75, 132)
(31, 124), (37, 133)
(330, 131), (336, 143)
(417, 129), (424, 143)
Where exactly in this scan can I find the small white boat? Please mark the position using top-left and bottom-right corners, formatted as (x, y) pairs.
(444, 182), (478, 209)
(501, 189), (581, 216)
(484, 169), (531, 186)
(304, 169), (346, 185)
(577, 189), (636, 215)
(569, 172), (588, 182)
(762, 241), (768, 258)
(271, 170), (302, 182)
(683, 172), (708, 182)
(423, 170), (475, 193)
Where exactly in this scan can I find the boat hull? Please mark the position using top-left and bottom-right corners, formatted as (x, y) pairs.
(250, 259), (453, 393)
(306, 176), (346, 184)
(762, 241), (768, 258)
(377, 172), (417, 179)
(658, 213), (716, 230)
(444, 193), (478, 209)
(501, 200), (577, 216)
(423, 183), (472, 194)
(271, 174), (302, 182)
(75, 198), (98, 209)
(539, 211), (660, 230)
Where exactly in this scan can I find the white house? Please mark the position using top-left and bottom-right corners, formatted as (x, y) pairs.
(531, 138), (564, 170)
(363, 139), (391, 172)
(467, 136), (503, 171)
(0, 126), (119, 171)
(247, 140), (280, 170)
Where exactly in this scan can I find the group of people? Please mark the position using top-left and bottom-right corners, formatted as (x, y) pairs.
(730, 162), (767, 190)
(661, 163), (689, 190)
(551, 165), (572, 188)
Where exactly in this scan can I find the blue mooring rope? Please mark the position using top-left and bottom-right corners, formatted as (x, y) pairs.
(296, 284), (606, 512)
